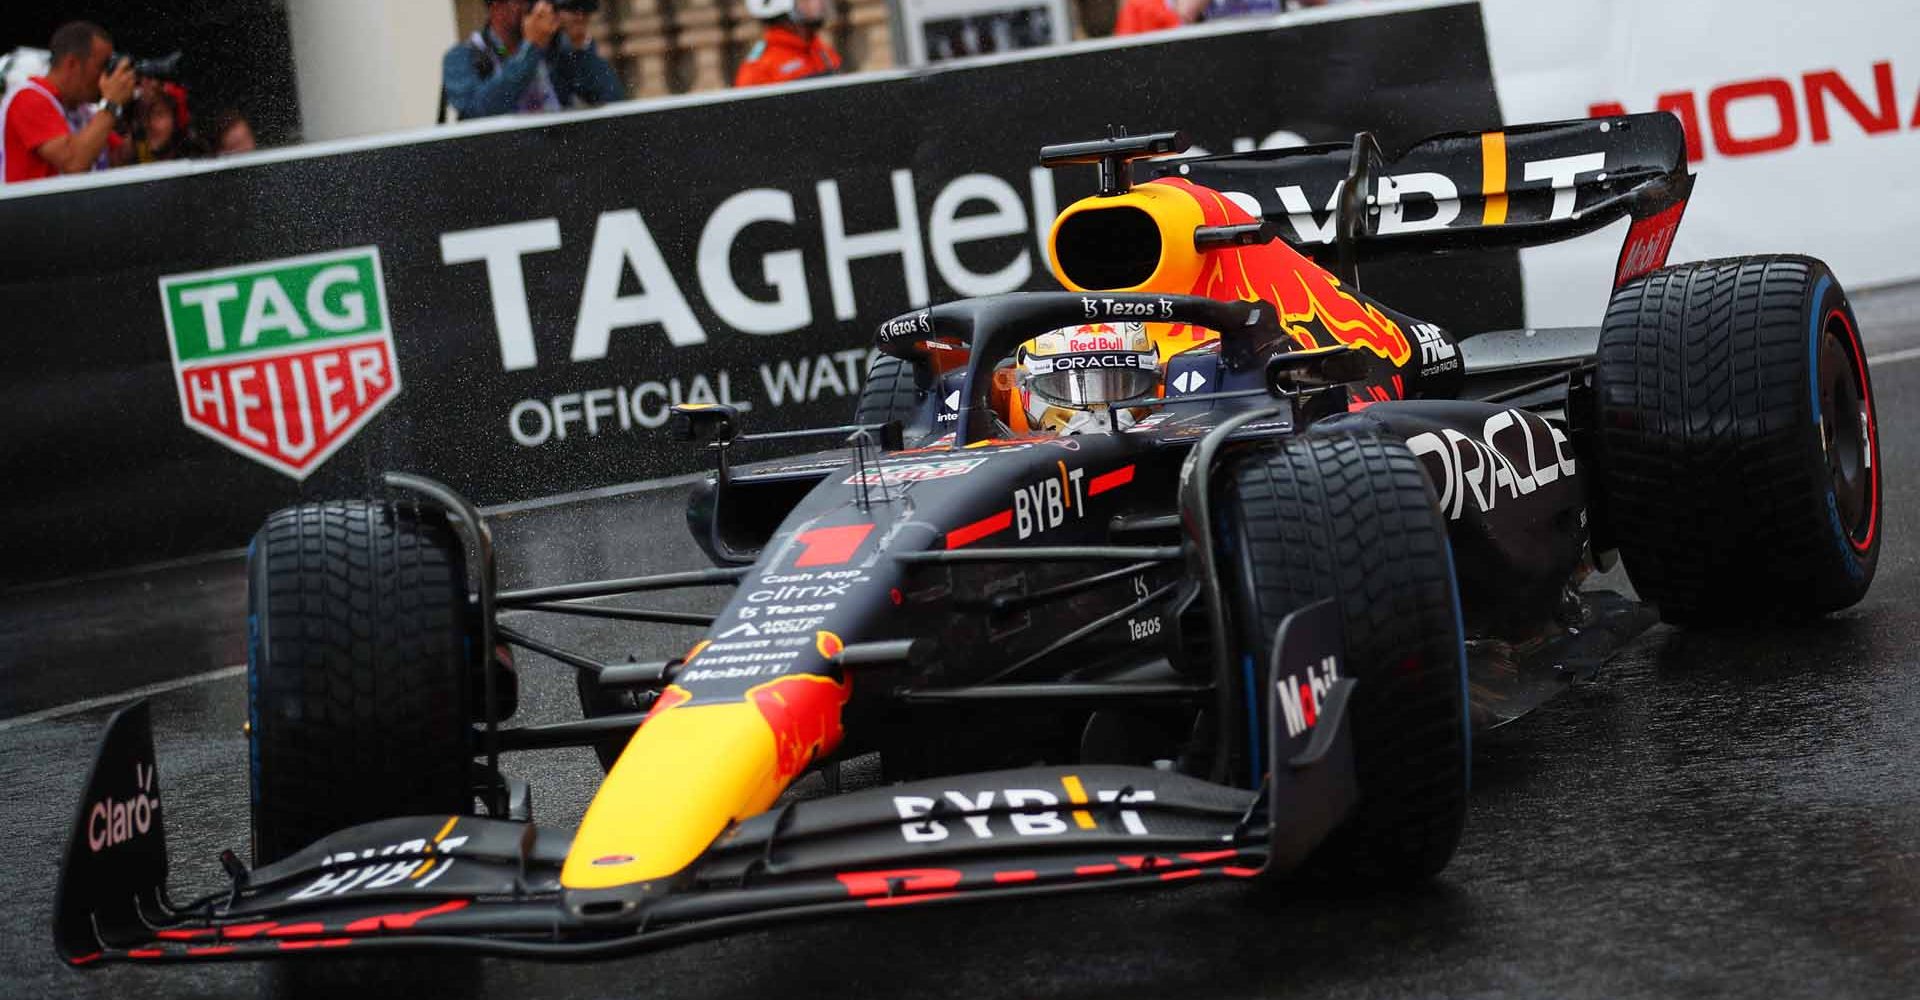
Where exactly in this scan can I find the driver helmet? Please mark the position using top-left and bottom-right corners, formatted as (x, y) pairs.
(1017, 321), (1161, 434)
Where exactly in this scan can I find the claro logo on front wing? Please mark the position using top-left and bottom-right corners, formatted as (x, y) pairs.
(88, 762), (160, 853)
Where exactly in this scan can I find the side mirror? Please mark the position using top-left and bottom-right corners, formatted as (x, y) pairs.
(1266, 346), (1371, 392)
(873, 419), (905, 452)
(668, 403), (740, 445)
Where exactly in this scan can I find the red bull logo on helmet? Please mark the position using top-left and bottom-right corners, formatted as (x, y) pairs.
(1064, 323), (1134, 352)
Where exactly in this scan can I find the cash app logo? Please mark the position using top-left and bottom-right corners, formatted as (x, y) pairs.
(160, 247), (400, 478)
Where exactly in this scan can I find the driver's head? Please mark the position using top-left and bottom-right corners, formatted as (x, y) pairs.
(47, 21), (112, 103)
(1017, 321), (1160, 434)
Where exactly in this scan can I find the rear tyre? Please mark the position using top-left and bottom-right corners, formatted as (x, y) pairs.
(1221, 431), (1469, 884)
(853, 355), (925, 428)
(1595, 255), (1881, 622)
(247, 501), (476, 865)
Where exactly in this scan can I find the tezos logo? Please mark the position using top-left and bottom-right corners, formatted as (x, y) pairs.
(160, 247), (400, 479)
(880, 309), (931, 340)
(88, 762), (159, 853)
(1080, 296), (1174, 320)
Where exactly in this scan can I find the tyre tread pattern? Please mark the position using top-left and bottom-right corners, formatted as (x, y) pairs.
(853, 355), (924, 428)
(248, 501), (472, 865)
(1227, 431), (1466, 882)
(1595, 255), (1872, 620)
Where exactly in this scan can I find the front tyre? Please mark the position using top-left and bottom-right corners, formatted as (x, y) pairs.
(1221, 431), (1469, 884)
(247, 501), (477, 865)
(1595, 256), (1881, 622)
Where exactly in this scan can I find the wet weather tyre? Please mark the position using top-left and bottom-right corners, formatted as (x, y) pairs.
(1222, 431), (1469, 884)
(1595, 256), (1881, 622)
(853, 355), (925, 428)
(246, 501), (476, 866)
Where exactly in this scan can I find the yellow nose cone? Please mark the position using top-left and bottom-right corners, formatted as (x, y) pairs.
(561, 674), (849, 889)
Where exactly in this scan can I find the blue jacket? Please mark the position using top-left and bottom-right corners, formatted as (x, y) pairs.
(442, 30), (623, 120)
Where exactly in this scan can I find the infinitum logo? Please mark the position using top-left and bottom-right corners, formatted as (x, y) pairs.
(159, 247), (401, 478)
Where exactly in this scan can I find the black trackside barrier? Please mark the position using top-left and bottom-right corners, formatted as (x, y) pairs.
(0, 2), (1510, 585)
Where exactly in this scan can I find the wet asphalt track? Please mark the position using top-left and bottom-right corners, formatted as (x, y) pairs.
(5, 286), (1920, 999)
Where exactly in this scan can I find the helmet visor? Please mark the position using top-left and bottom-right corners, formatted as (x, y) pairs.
(1024, 350), (1159, 407)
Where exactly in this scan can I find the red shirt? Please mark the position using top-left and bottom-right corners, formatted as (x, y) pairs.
(3, 77), (71, 184)
(734, 23), (841, 88)
(1114, 0), (1183, 35)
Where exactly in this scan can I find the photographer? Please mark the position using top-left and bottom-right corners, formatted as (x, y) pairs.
(441, 0), (622, 120)
(734, 0), (842, 88)
(1, 21), (134, 184)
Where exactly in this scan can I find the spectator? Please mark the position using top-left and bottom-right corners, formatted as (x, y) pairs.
(127, 82), (200, 163)
(1113, 0), (1205, 34)
(1, 21), (134, 184)
(734, 0), (842, 88)
(205, 108), (256, 156)
(1113, 0), (1314, 35)
(442, 0), (623, 121)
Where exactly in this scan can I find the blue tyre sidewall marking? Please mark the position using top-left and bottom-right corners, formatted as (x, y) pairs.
(1806, 274), (1868, 581)
(245, 537), (262, 808)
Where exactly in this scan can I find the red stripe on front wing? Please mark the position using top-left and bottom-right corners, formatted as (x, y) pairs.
(342, 898), (471, 933)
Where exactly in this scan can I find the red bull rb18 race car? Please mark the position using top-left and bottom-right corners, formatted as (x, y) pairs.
(56, 113), (1882, 965)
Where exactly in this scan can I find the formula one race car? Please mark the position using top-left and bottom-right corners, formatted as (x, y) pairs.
(57, 112), (1882, 966)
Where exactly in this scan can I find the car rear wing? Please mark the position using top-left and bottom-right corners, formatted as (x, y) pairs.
(1149, 112), (1695, 290)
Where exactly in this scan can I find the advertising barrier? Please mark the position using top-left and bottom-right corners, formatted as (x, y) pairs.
(1480, 0), (1920, 327)
(0, 1), (1509, 584)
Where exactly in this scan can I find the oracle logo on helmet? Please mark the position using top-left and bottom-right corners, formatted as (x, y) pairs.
(1025, 352), (1155, 375)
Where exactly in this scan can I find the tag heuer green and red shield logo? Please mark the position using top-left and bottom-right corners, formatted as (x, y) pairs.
(160, 248), (401, 479)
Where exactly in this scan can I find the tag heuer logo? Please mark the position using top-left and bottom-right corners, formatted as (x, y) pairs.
(160, 247), (400, 479)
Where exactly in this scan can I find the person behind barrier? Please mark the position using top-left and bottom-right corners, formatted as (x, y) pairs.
(127, 81), (200, 164)
(734, 0), (842, 88)
(1112, 0), (1208, 35)
(1113, 0), (1329, 35)
(1, 21), (133, 184)
(441, 0), (623, 121)
(205, 108), (256, 156)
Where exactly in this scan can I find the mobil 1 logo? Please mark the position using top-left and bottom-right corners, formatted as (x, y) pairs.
(160, 247), (400, 479)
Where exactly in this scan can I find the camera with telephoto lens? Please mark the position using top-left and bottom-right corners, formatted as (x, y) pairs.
(551, 0), (601, 12)
(113, 50), (183, 80)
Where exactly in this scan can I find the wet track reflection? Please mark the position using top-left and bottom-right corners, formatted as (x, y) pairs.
(4, 287), (1920, 998)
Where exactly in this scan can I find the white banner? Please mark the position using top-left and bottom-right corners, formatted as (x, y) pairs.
(1481, 0), (1920, 327)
